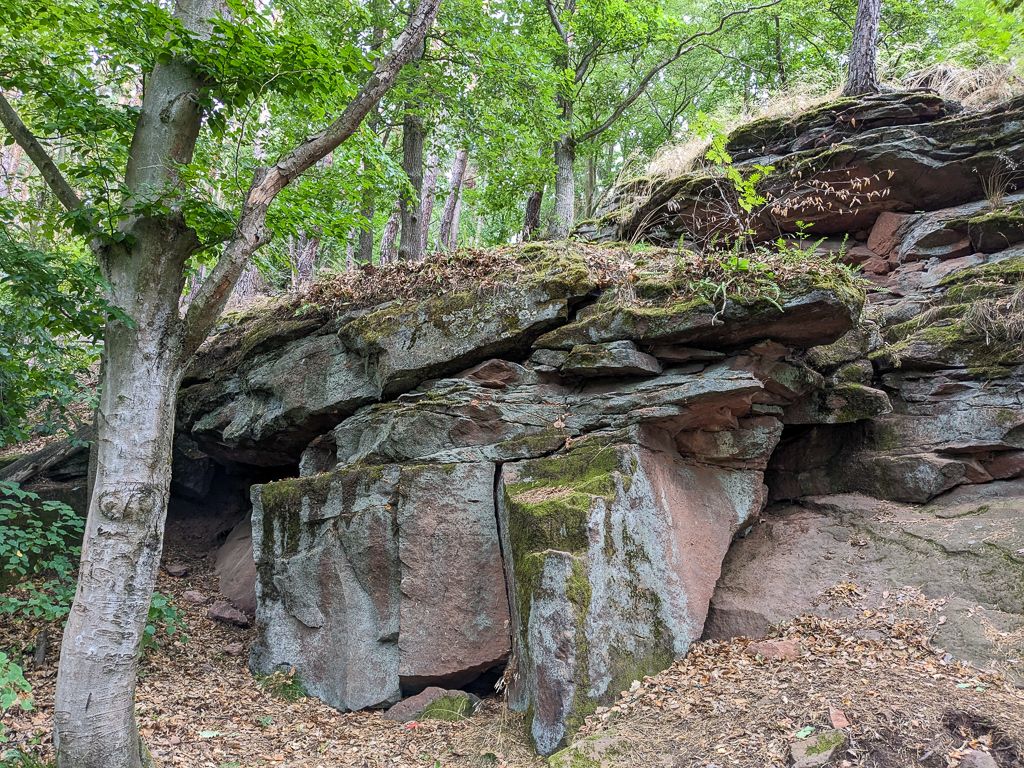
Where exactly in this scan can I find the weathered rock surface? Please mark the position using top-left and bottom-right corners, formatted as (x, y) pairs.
(705, 482), (1024, 681)
(383, 687), (480, 722)
(500, 438), (772, 754)
(585, 92), (1024, 244)
(250, 461), (510, 711)
(215, 515), (258, 615)
(219, 243), (860, 753)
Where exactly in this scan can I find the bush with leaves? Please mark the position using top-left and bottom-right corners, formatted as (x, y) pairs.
(0, 481), (82, 622)
(0, 650), (32, 745)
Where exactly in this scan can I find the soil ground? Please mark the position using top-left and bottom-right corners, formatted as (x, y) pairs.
(3, 558), (1023, 768)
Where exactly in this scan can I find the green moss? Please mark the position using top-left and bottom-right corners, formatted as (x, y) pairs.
(421, 695), (475, 721)
(804, 730), (846, 756)
(940, 255), (1024, 288)
(547, 749), (602, 768)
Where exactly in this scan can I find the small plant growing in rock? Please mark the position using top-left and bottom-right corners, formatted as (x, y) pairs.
(979, 155), (1023, 207)
(258, 668), (307, 701)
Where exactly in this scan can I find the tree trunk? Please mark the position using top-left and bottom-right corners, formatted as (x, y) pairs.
(439, 148), (468, 250)
(290, 232), (320, 287)
(380, 203), (401, 263)
(54, 234), (190, 768)
(358, 185), (376, 263)
(583, 153), (597, 219)
(398, 110), (425, 260)
(523, 188), (543, 241)
(420, 151), (439, 251)
(550, 135), (575, 239)
(843, 0), (882, 96)
(773, 14), (787, 86)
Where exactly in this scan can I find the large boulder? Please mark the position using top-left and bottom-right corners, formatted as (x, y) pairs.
(706, 482), (1024, 682)
(250, 461), (510, 710)
(499, 436), (773, 755)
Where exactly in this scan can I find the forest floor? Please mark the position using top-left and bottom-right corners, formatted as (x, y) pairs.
(3, 560), (1024, 768)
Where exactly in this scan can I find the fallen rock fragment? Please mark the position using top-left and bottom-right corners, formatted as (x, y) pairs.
(223, 642), (245, 656)
(164, 562), (189, 577)
(790, 729), (847, 768)
(746, 638), (803, 661)
(182, 590), (207, 604)
(383, 687), (479, 722)
(208, 600), (250, 627)
(960, 749), (998, 768)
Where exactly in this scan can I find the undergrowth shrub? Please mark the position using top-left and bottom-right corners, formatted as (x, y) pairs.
(0, 481), (185, 650)
(0, 651), (32, 746)
(0, 482), (82, 622)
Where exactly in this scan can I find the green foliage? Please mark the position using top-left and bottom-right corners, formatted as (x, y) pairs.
(257, 668), (307, 701)
(0, 228), (111, 447)
(0, 482), (82, 621)
(141, 592), (187, 652)
(0, 651), (32, 745)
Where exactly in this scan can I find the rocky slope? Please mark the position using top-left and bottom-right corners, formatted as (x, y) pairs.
(4, 89), (1022, 759)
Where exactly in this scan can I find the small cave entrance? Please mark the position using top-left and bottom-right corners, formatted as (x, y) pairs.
(164, 455), (297, 561)
(762, 421), (866, 503)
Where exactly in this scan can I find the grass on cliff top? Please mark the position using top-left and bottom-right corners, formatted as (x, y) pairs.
(281, 240), (860, 320)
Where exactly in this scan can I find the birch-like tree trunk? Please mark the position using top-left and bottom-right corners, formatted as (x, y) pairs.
(550, 134), (575, 239)
(420, 151), (439, 251)
(439, 148), (468, 250)
(843, 0), (882, 96)
(0, 0), (441, 763)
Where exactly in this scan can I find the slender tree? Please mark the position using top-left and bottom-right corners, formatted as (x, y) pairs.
(843, 0), (882, 95)
(0, 0), (441, 764)
(540, 0), (782, 238)
(439, 148), (469, 249)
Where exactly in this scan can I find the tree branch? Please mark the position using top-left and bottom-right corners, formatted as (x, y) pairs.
(0, 92), (84, 212)
(545, 0), (569, 45)
(180, 0), (442, 355)
(576, 0), (782, 145)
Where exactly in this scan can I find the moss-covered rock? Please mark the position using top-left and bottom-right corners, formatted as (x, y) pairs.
(499, 438), (772, 755)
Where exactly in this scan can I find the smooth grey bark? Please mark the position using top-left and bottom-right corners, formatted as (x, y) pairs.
(550, 135), (575, 239)
(583, 152), (597, 219)
(420, 151), (439, 251)
(0, 0), (441, 764)
(358, 183), (377, 263)
(843, 0), (882, 96)
(380, 203), (401, 263)
(439, 148), (468, 250)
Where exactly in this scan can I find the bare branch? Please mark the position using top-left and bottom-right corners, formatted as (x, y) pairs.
(576, 0), (783, 145)
(0, 92), (84, 212)
(545, 0), (570, 45)
(181, 0), (442, 354)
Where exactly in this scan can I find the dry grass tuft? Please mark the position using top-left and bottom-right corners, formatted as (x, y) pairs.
(963, 285), (1024, 346)
(902, 62), (1024, 109)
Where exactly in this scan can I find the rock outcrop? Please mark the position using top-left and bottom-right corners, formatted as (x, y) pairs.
(577, 90), (1023, 687)
(6, 89), (1023, 757)
(583, 91), (1024, 244)
(177, 242), (863, 754)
